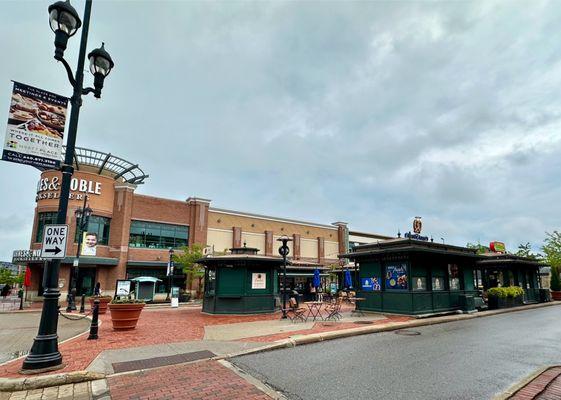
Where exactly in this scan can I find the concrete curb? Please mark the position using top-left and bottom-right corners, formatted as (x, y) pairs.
(218, 360), (287, 400)
(0, 371), (105, 392)
(493, 365), (560, 400)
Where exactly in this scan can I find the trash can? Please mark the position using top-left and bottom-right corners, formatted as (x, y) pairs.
(459, 294), (475, 312)
(539, 288), (551, 303)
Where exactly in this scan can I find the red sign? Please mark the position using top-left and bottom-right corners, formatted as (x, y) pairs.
(24, 267), (32, 287)
(490, 241), (506, 253)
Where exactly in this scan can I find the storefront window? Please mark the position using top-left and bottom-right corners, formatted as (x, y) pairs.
(432, 277), (444, 291)
(75, 215), (111, 245)
(385, 263), (408, 290)
(206, 270), (216, 295)
(35, 212), (57, 242)
(448, 264), (460, 290)
(129, 220), (189, 249)
(413, 277), (426, 291)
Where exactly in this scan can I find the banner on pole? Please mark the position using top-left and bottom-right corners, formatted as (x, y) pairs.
(3, 81), (67, 169)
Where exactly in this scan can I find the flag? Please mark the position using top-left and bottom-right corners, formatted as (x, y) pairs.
(24, 267), (31, 287)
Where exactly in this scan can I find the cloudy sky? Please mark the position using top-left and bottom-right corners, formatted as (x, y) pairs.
(1, 0), (560, 261)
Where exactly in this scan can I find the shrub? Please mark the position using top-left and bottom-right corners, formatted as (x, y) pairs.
(487, 286), (524, 299)
(551, 266), (561, 292)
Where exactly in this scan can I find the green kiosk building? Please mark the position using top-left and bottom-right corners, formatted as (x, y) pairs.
(200, 246), (283, 314)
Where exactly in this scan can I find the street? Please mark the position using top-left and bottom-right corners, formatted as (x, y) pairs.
(233, 306), (561, 400)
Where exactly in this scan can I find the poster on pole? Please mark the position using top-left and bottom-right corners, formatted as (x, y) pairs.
(3, 81), (67, 169)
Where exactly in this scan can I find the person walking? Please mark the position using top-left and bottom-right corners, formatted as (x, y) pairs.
(1, 284), (11, 299)
(94, 282), (101, 296)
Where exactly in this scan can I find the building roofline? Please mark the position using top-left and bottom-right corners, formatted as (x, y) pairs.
(348, 230), (394, 240)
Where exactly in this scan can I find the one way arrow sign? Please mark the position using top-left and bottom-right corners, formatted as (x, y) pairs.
(40, 224), (68, 260)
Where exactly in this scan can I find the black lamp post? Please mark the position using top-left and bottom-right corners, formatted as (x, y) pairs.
(22, 0), (113, 372)
(66, 195), (92, 312)
(167, 248), (174, 302)
(277, 236), (292, 319)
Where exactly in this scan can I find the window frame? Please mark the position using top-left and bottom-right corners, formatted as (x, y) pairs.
(129, 220), (189, 249)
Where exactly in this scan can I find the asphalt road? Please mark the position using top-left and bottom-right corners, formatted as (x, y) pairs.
(233, 305), (561, 400)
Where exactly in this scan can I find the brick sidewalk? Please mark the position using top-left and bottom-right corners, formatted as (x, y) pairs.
(107, 360), (273, 400)
(509, 366), (561, 399)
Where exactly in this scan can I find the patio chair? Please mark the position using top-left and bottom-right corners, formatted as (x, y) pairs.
(324, 297), (343, 321)
(282, 297), (306, 323)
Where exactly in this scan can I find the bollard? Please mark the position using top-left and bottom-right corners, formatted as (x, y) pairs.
(80, 294), (86, 313)
(87, 299), (99, 340)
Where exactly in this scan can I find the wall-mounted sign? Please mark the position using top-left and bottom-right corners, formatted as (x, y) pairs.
(3, 81), (67, 169)
(251, 273), (266, 289)
(36, 176), (102, 201)
(12, 249), (43, 263)
(490, 241), (506, 253)
(385, 263), (408, 290)
(361, 277), (381, 291)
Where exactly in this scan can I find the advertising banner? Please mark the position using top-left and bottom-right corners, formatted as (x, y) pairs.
(361, 277), (381, 291)
(385, 263), (408, 290)
(251, 273), (267, 289)
(80, 231), (97, 256)
(3, 81), (67, 169)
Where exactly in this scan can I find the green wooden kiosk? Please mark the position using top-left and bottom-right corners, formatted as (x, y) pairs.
(199, 246), (283, 314)
(344, 238), (480, 315)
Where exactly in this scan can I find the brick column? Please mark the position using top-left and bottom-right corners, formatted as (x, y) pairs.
(265, 230), (273, 256)
(331, 222), (348, 255)
(293, 234), (301, 260)
(232, 227), (242, 248)
(318, 237), (325, 264)
(187, 197), (211, 246)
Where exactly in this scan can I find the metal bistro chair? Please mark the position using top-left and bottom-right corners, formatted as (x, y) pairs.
(324, 296), (343, 321)
(282, 297), (307, 323)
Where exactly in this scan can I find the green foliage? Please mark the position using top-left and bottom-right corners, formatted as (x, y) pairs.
(550, 265), (561, 292)
(515, 243), (541, 260)
(173, 244), (205, 297)
(543, 231), (561, 269)
(466, 242), (489, 254)
(110, 297), (145, 304)
(0, 268), (20, 285)
(487, 286), (524, 299)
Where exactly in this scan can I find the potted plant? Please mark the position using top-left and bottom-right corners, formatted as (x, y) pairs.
(88, 295), (112, 314)
(108, 296), (145, 330)
(487, 286), (524, 309)
(550, 266), (561, 300)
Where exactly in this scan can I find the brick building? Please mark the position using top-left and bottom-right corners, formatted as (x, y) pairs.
(22, 148), (388, 301)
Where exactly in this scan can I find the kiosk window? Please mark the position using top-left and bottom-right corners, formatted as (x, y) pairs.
(413, 277), (426, 291)
(448, 264), (460, 290)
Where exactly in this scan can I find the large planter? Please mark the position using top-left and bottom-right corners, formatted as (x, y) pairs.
(108, 303), (145, 330)
(551, 291), (561, 301)
(488, 296), (524, 310)
(89, 296), (112, 314)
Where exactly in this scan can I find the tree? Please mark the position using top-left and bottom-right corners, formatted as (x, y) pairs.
(542, 231), (561, 269)
(515, 242), (541, 260)
(466, 242), (489, 254)
(0, 268), (22, 286)
(173, 244), (204, 298)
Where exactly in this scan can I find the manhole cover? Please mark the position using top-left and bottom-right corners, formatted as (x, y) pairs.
(353, 320), (374, 325)
(394, 329), (421, 336)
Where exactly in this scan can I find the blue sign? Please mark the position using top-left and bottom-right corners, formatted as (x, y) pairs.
(385, 264), (408, 290)
(361, 277), (381, 291)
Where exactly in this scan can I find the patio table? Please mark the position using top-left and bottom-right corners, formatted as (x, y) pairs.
(350, 297), (366, 317)
(304, 301), (324, 321)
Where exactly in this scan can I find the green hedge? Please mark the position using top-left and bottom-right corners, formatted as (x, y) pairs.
(487, 286), (525, 299)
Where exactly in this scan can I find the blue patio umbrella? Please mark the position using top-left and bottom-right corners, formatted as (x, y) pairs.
(313, 268), (321, 288)
(344, 269), (353, 289)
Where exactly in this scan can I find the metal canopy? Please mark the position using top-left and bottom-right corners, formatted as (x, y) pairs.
(36, 146), (148, 184)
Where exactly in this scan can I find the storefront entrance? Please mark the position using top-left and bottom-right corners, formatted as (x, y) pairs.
(69, 267), (96, 296)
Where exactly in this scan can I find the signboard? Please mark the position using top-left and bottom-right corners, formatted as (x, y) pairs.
(361, 277), (381, 291)
(12, 249), (43, 263)
(80, 231), (97, 256)
(171, 287), (179, 308)
(330, 282), (337, 294)
(385, 263), (408, 290)
(115, 280), (131, 296)
(490, 241), (506, 253)
(3, 81), (67, 169)
(251, 273), (267, 289)
(40, 224), (68, 259)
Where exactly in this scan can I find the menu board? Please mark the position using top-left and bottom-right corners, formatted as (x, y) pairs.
(251, 273), (266, 289)
(385, 263), (408, 290)
(3, 81), (67, 169)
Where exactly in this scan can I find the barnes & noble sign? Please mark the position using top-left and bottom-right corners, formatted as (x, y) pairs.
(36, 176), (102, 201)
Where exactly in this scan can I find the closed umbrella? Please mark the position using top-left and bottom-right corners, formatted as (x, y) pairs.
(313, 268), (321, 300)
(344, 269), (353, 289)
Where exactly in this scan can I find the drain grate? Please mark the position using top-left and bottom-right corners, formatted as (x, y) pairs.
(353, 320), (374, 325)
(394, 329), (421, 336)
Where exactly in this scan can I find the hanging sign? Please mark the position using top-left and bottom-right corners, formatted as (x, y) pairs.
(3, 81), (67, 169)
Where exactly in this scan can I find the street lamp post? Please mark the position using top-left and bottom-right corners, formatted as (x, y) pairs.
(277, 236), (292, 319)
(167, 248), (174, 302)
(66, 194), (91, 312)
(22, 0), (114, 372)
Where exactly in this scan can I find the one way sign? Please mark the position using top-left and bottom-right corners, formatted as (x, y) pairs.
(40, 224), (68, 259)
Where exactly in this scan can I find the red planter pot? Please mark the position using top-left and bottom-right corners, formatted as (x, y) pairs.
(88, 297), (112, 314)
(108, 303), (145, 330)
(551, 291), (561, 301)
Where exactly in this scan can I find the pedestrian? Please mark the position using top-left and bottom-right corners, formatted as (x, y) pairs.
(94, 282), (101, 296)
(1, 284), (10, 299)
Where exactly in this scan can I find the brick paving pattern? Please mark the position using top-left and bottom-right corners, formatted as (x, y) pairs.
(0, 307), (278, 378)
(111, 350), (215, 373)
(510, 366), (561, 400)
(107, 360), (272, 400)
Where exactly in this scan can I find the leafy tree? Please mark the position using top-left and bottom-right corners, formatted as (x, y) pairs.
(550, 265), (561, 292)
(542, 231), (561, 269)
(0, 268), (20, 285)
(515, 242), (541, 260)
(173, 244), (204, 299)
(466, 242), (489, 254)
